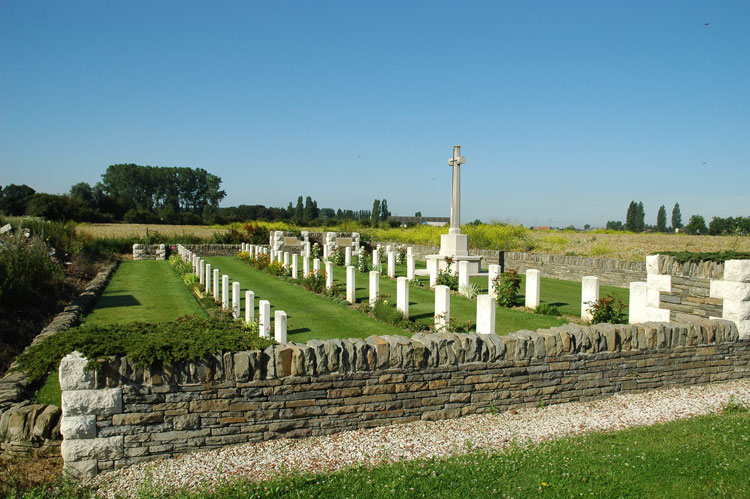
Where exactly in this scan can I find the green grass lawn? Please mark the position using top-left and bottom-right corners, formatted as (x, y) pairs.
(157, 411), (750, 498)
(35, 261), (206, 406)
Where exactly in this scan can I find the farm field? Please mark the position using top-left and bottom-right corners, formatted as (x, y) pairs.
(75, 222), (750, 261)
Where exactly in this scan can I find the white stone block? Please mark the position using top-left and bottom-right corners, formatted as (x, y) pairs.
(345, 247), (352, 267)
(647, 274), (671, 307)
(232, 282), (241, 318)
(369, 271), (380, 306)
(387, 252), (396, 278)
(199, 260), (205, 285)
(291, 254), (299, 279)
(723, 300), (750, 322)
(488, 264), (501, 299)
(283, 252), (289, 269)
(245, 291), (255, 323)
(372, 249), (379, 270)
(222, 275), (229, 310)
(61, 388), (123, 417)
(346, 266), (356, 304)
(581, 276), (600, 322)
(458, 261), (470, 296)
(303, 256), (310, 278)
(386, 245), (392, 254)
(629, 282), (649, 324)
(428, 257), (439, 287)
(213, 269), (220, 301)
(274, 311), (287, 344)
(259, 300), (271, 339)
(397, 277), (409, 317)
(64, 460), (98, 480)
(407, 247), (413, 256)
(407, 255), (416, 281)
(60, 415), (96, 440)
(313, 258), (321, 272)
(304, 241), (311, 258)
(724, 260), (750, 282)
(476, 295), (496, 335)
(323, 244), (329, 260)
(525, 269), (541, 309)
(434, 285), (451, 332)
(59, 351), (95, 391)
(326, 261), (334, 289)
(61, 435), (123, 462)
(205, 264), (212, 293)
(711, 280), (750, 301)
(646, 254), (661, 275)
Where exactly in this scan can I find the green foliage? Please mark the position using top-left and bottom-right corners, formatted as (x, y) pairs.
(304, 270), (327, 294)
(435, 258), (459, 290)
(370, 296), (429, 332)
(685, 214), (708, 235)
(656, 205), (668, 232)
(535, 303), (561, 316)
(357, 253), (371, 273)
(0, 234), (65, 312)
(458, 282), (481, 299)
(493, 269), (521, 307)
(587, 294), (627, 324)
(266, 261), (287, 277)
(332, 247), (345, 266)
(722, 395), (748, 414)
(660, 250), (750, 264)
(625, 200), (645, 232)
(13, 315), (273, 383)
(672, 202), (682, 229)
(0, 184), (36, 215)
(707, 216), (750, 236)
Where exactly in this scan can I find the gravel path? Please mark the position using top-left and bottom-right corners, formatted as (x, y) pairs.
(90, 379), (750, 497)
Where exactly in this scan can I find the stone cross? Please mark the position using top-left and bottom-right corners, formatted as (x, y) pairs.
(448, 145), (466, 235)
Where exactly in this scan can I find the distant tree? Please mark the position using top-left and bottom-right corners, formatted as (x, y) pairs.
(0, 184), (36, 216)
(69, 182), (94, 208)
(380, 199), (390, 221)
(635, 202), (645, 232)
(371, 199), (381, 224)
(606, 220), (623, 231)
(685, 215), (707, 235)
(584, 224), (591, 230)
(656, 205), (667, 232)
(26, 194), (85, 222)
(415, 211), (422, 217)
(286, 202), (294, 218)
(625, 201), (637, 231)
(294, 196), (304, 222)
(303, 196), (315, 223)
(708, 216), (750, 236)
(672, 203), (682, 230)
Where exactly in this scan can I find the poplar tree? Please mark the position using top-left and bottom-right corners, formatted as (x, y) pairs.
(672, 203), (682, 230)
(656, 205), (667, 232)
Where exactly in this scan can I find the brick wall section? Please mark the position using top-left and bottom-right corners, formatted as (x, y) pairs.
(60, 320), (749, 478)
(373, 242), (645, 288)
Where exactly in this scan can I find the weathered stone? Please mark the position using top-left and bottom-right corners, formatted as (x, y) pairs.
(60, 415), (96, 440)
(112, 412), (163, 425)
(188, 400), (229, 413)
(59, 351), (95, 391)
(61, 436), (123, 461)
(64, 459), (98, 480)
(365, 336), (390, 369)
(61, 388), (123, 416)
(172, 414), (200, 431)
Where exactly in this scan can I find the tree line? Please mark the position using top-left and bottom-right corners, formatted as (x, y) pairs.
(605, 201), (747, 235)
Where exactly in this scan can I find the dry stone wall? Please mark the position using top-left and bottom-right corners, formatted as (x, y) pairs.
(132, 244), (166, 260)
(60, 320), (749, 478)
(180, 244), (241, 256)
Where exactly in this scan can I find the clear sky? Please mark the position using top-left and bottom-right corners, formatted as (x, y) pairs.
(1, 1), (748, 227)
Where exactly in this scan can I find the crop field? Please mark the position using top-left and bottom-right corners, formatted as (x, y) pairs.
(76, 222), (750, 261)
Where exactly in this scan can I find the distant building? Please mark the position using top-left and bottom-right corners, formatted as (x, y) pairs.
(390, 216), (449, 227)
(531, 226), (551, 231)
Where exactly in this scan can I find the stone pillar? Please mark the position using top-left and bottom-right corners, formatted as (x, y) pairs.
(346, 266), (356, 304)
(205, 264), (212, 294)
(222, 275), (229, 310)
(274, 311), (287, 344)
(581, 276), (600, 322)
(458, 261), (470, 296)
(345, 247), (352, 267)
(245, 291), (255, 324)
(303, 256), (310, 278)
(629, 282), (649, 324)
(476, 295), (496, 334)
(369, 271), (380, 306)
(325, 261), (334, 289)
(434, 285), (451, 332)
(291, 254), (299, 279)
(313, 258), (321, 273)
(710, 259), (750, 339)
(387, 251), (396, 278)
(428, 257), (439, 287)
(199, 260), (205, 286)
(525, 269), (540, 309)
(397, 277), (409, 317)
(283, 252), (289, 270)
(488, 264), (501, 299)
(407, 254), (416, 281)
(259, 300), (271, 339)
(213, 269), (220, 302)
(232, 282), (240, 319)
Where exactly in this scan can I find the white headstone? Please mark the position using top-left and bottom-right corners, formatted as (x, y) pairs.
(397, 277), (409, 317)
(222, 275), (230, 310)
(407, 254), (416, 281)
(305, 241), (311, 258)
(205, 264), (212, 294)
(283, 252), (289, 269)
(525, 269), (541, 309)
(274, 311), (287, 344)
(369, 271), (380, 306)
(476, 295), (496, 335)
(628, 282), (649, 324)
(0, 224), (11, 234)
(313, 258), (321, 272)
(581, 276), (600, 322)
(373, 249), (379, 270)
(213, 269), (220, 301)
(259, 300), (271, 339)
(325, 261), (334, 289)
(232, 282), (241, 318)
(199, 260), (205, 285)
(341, 265), (354, 304)
(345, 247), (352, 267)
(434, 285), (451, 332)
(291, 254), (299, 279)
(303, 255), (310, 278)
(387, 251), (396, 278)
(407, 247), (413, 256)
(488, 264), (501, 299)
(245, 290), (255, 324)
(458, 261), (470, 296)
(428, 257), (439, 287)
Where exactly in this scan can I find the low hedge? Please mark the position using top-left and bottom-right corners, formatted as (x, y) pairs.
(659, 251), (750, 264)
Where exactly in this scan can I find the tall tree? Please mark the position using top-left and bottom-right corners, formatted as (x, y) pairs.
(625, 201), (637, 231)
(685, 215), (707, 235)
(0, 184), (36, 215)
(656, 205), (667, 232)
(371, 199), (381, 224)
(635, 201), (645, 232)
(303, 196), (315, 222)
(380, 199), (390, 221)
(671, 203), (682, 230)
(294, 196), (304, 222)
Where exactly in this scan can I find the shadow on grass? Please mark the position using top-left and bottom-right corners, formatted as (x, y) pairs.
(289, 328), (312, 335)
(94, 294), (141, 308)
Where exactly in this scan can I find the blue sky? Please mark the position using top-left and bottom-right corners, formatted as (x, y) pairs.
(1, 1), (748, 227)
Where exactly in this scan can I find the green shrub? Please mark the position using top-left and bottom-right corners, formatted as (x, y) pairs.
(304, 270), (327, 294)
(12, 315), (274, 383)
(0, 234), (65, 312)
(332, 247), (345, 266)
(435, 257), (458, 290)
(660, 251), (750, 264)
(535, 303), (561, 316)
(266, 261), (286, 277)
(587, 294), (626, 324)
(493, 269), (521, 307)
